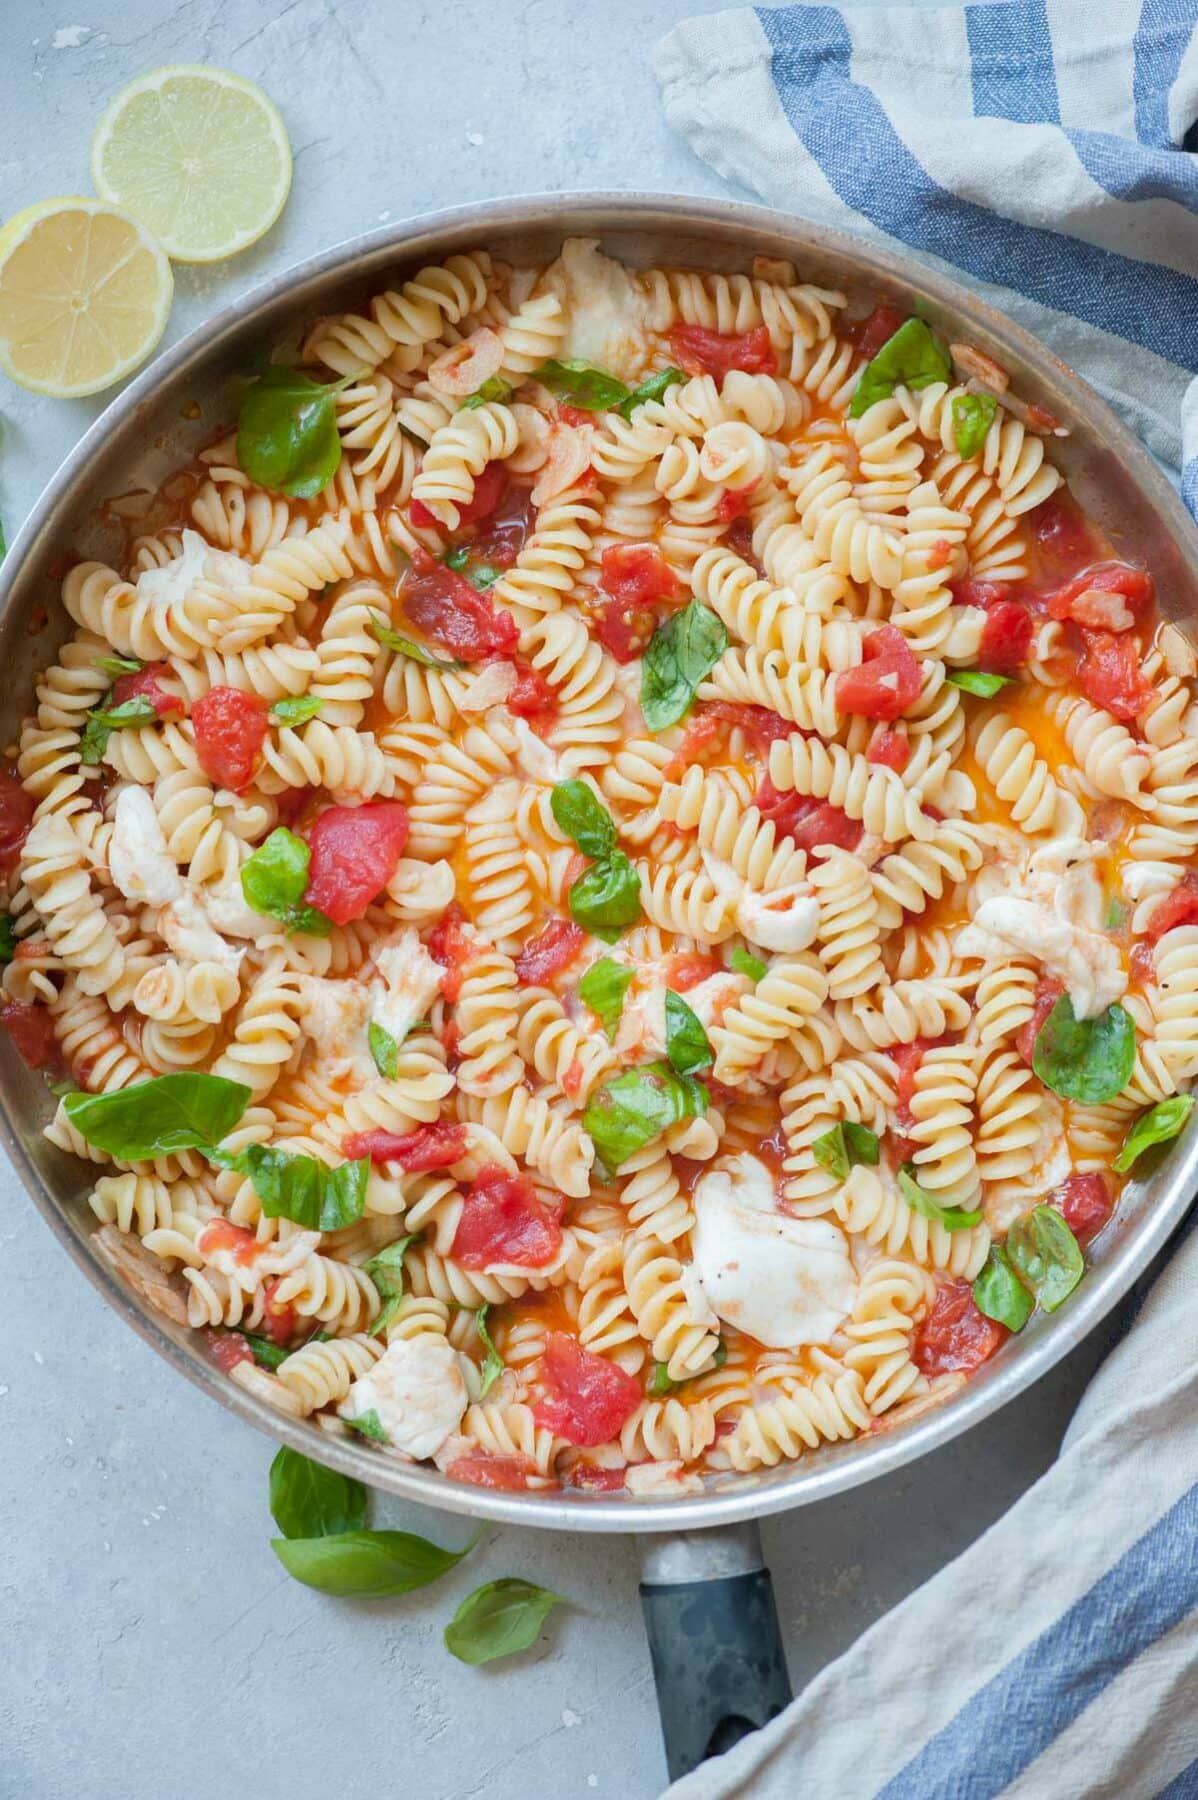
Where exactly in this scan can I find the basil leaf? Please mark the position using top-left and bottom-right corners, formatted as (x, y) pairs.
(94, 654), (142, 676)
(443, 546), (471, 570)
(270, 695), (323, 727)
(972, 1244), (1033, 1333)
(648, 1361), (677, 1396)
(641, 602), (728, 733)
(1104, 898), (1127, 930)
(345, 1408), (389, 1444)
(812, 1120), (881, 1181)
(237, 366), (348, 499)
(363, 1234), (417, 1337)
(1032, 996), (1135, 1104)
(468, 563), (501, 591)
(273, 1528), (476, 1596)
(947, 669), (1012, 697)
(1113, 1094), (1195, 1173)
(952, 391), (998, 460)
(64, 1073), (250, 1160)
(583, 1062), (706, 1171)
(0, 914), (15, 966)
(241, 827), (333, 938)
(843, 1121), (881, 1166)
(550, 779), (617, 859)
(578, 957), (634, 1039)
(535, 358), (630, 411)
(226, 1144), (369, 1232)
(241, 1332), (289, 1371)
(368, 611), (464, 670)
(369, 1021), (399, 1080)
(79, 694), (159, 765)
(444, 1577), (566, 1667)
(475, 1303), (504, 1400)
(568, 852), (642, 943)
(664, 989), (713, 1075)
(1006, 1205), (1084, 1313)
(460, 375), (514, 411)
(730, 946), (767, 983)
(898, 1166), (983, 1231)
(618, 367), (685, 420)
(269, 1444), (366, 1540)
(849, 317), (952, 418)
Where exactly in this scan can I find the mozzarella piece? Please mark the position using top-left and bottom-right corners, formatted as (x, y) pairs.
(691, 1154), (858, 1348)
(370, 929), (445, 1046)
(509, 716), (562, 784)
(458, 662), (517, 713)
(614, 979), (668, 1061)
(200, 860), (269, 940)
(136, 527), (252, 611)
(295, 974), (375, 1083)
(734, 884), (820, 954)
(625, 1461), (705, 1499)
(339, 1337), (468, 1459)
(541, 238), (653, 383)
(108, 787), (182, 907)
(160, 890), (243, 973)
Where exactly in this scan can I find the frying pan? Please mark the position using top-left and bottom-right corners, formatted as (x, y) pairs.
(4, 193), (1196, 1783)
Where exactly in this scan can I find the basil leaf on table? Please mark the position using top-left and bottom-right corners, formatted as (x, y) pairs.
(363, 1235), (417, 1337)
(897, 1166), (983, 1231)
(664, 989), (713, 1075)
(0, 913), (15, 966)
(475, 1303), (505, 1401)
(641, 602), (728, 733)
(237, 365), (351, 499)
(1006, 1205), (1084, 1313)
(369, 1021), (400, 1080)
(947, 669), (1012, 697)
(63, 1073), (250, 1160)
(729, 946), (767, 983)
(368, 611), (465, 669)
(1113, 1095), (1196, 1173)
(240, 827), (333, 939)
(849, 317), (952, 418)
(550, 779), (618, 860)
(1032, 995), (1135, 1104)
(618, 367), (685, 419)
(578, 957), (634, 1039)
(568, 852), (641, 942)
(79, 694), (159, 764)
(270, 695), (323, 727)
(460, 375), (514, 411)
(272, 1528), (477, 1597)
(534, 358), (630, 411)
(269, 1444), (367, 1540)
(972, 1244), (1034, 1332)
(444, 1577), (566, 1667)
(952, 391), (998, 459)
(811, 1120), (880, 1183)
(583, 1061), (707, 1171)
(222, 1144), (370, 1233)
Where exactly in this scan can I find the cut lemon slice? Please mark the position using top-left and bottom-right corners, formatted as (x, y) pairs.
(0, 197), (173, 398)
(91, 64), (292, 264)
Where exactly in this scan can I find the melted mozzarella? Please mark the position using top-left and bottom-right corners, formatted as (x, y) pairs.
(200, 861), (268, 940)
(625, 1461), (705, 1498)
(509, 717), (562, 784)
(735, 883), (820, 955)
(370, 929), (445, 1046)
(295, 974), (375, 1082)
(690, 1154), (858, 1348)
(160, 890), (242, 973)
(136, 528), (251, 611)
(108, 787), (181, 906)
(542, 238), (653, 384)
(339, 1337), (468, 1459)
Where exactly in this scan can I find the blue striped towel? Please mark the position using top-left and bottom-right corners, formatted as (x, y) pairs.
(655, 6), (1198, 1796)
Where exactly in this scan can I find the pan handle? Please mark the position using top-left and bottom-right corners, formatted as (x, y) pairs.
(638, 1521), (792, 1782)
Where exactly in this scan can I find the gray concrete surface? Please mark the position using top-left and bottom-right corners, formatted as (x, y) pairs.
(0, 3), (1131, 1797)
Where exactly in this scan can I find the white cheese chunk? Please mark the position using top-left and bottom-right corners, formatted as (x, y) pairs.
(370, 929), (445, 1047)
(542, 238), (653, 384)
(295, 974), (375, 1083)
(734, 883), (820, 954)
(339, 1336), (468, 1459)
(509, 716), (563, 784)
(160, 889), (243, 973)
(625, 1460), (705, 1499)
(135, 527), (252, 611)
(200, 860), (269, 941)
(691, 1153), (858, 1348)
(108, 787), (182, 907)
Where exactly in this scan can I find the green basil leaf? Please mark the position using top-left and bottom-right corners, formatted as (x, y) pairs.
(641, 602), (728, 733)
(269, 1444), (367, 1540)
(237, 365), (348, 499)
(550, 779), (617, 859)
(947, 670), (1012, 697)
(460, 375), (514, 411)
(843, 1121), (881, 1166)
(648, 1361), (677, 1396)
(664, 989), (713, 1075)
(64, 1073), (251, 1160)
(273, 1528), (477, 1596)
(79, 694), (159, 765)
(47, 1076), (77, 1099)
(898, 1166), (983, 1231)
(1006, 1204), (1084, 1313)
(94, 654), (143, 677)
(1032, 996), (1135, 1104)
(849, 317), (952, 418)
(368, 611), (465, 670)
(270, 695), (323, 727)
(582, 1062), (706, 1171)
(812, 1120), (882, 1182)
(1104, 898), (1127, 930)
(730, 946), (767, 983)
(344, 1408), (389, 1444)
(972, 1244), (1033, 1332)
(952, 391), (999, 460)
(443, 546), (471, 570)
(1113, 1094), (1195, 1173)
(568, 852), (642, 943)
(0, 913), (15, 967)
(578, 957), (634, 1039)
(618, 367), (686, 420)
(475, 1303), (504, 1400)
(444, 1577), (566, 1666)
(241, 1332), (289, 1371)
(240, 827), (333, 939)
(363, 1234), (417, 1337)
(535, 358), (630, 412)
(369, 1021), (399, 1080)
(226, 1144), (369, 1232)
(468, 562), (501, 590)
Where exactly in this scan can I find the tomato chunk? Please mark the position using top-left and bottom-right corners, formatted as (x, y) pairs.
(1016, 976), (1065, 1066)
(663, 951), (722, 992)
(562, 1462), (627, 1492)
(0, 769), (34, 881)
(457, 460), (508, 526)
(835, 625), (922, 721)
(531, 1332), (643, 1446)
(451, 1166), (565, 1271)
(1146, 873), (1198, 944)
(259, 1278), (297, 1346)
(403, 562), (518, 659)
(866, 725), (910, 772)
(754, 780), (862, 856)
(669, 323), (777, 379)
(428, 904), (474, 1002)
(191, 686), (268, 794)
(0, 1001), (56, 1069)
(889, 1038), (935, 1129)
(726, 516), (764, 572)
(197, 1220), (261, 1266)
(112, 662), (182, 719)
(206, 1330), (254, 1375)
(342, 1121), (469, 1171)
(1077, 632), (1154, 721)
(978, 601), (1033, 674)
(1045, 562), (1153, 630)
(469, 484), (534, 568)
(1028, 499), (1096, 570)
(303, 801), (410, 926)
(851, 303), (906, 359)
(447, 1452), (539, 1491)
(514, 919), (587, 985)
(599, 543), (678, 607)
(504, 661), (559, 728)
(950, 577), (1011, 612)
(701, 700), (793, 753)
(1055, 1172), (1113, 1245)
(913, 1281), (1007, 1377)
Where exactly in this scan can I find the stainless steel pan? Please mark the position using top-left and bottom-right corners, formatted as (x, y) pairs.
(5, 194), (1196, 1779)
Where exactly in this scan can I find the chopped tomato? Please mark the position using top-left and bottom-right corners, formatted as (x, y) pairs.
(1046, 562), (1154, 630)
(726, 516), (764, 572)
(664, 950), (722, 992)
(342, 1121), (469, 1171)
(112, 662), (182, 719)
(273, 784), (317, 831)
(716, 487), (753, 523)
(457, 460), (509, 525)
(1145, 872), (1198, 944)
(663, 712), (724, 780)
(0, 1001), (56, 1069)
(866, 725), (910, 772)
(514, 918), (586, 985)
(1130, 941), (1156, 986)
(835, 625), (922, 721)
(755, 780), (862, 855)
(0, 769), (35, 880)
(408, 498), (440, 530)
(562, 1462), (627, 1492)
(700, 700), (793, 753)
(1016, 976), (1065, 1065)
(451, 1166), (565, 1271)
(303, 801), (410, 926)
(850, 303), (906, 360)
(1055, 1172), (1113, 1245)
(469, 483), (534, 568)
(979, 600), (1033, 674)
(561, 1055), (585, 1099)
(428, 903), (473, 1002)
(192, 686), (268, 794)
(950, 577), (1012, 612)
(531, 1332), (642, 1446)
(926, 537), (953, 572)
(504, 661), (559, 729)
(670, 323), (777, 379)
(1028, 499), (1095, 570)
(558, 404), (594, 430)
(1077, 632), (1155, 721)
(889, 1039), (930, 1127)
(913, 1281), (1006, 1377)
(197, 1220), (261, 1266)
(403, 561), (518, 660)
(206, 1330), (254, 1375)
(593, 594), (659, 664)
(447, 1452), (539, 1491)
(259, 1278), (297, 1347)
(599, 543), (679, 608)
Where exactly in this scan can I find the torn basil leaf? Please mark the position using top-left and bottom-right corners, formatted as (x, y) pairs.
(849, 317), (952, 418)
(952, 391), (998, 459)
(444, 1577), (566, 1667)
(1113, 1095), (1195, 1173)
(972, 1244), (1033, 1332)
(1006, 1205), (1084, 1313)
(578, 957), (634, 1040)
(368, 1021), (399, 1080)
(240, 827), (333, 939)
(270, 695), (323, 727)
(1032, 995), (1135, 1104)
(534, 358), (629, 411)
(368, 612), (465, 670)
(947, 670), (1012, 697)
(641, 602), (727, 733)
(237, 365), (350, 498)
(664, 989), (713, 1075)
(475, 1303), (504, 1400)
(63, 1073), (251, 1161)
(898, 1166), (982, 1231)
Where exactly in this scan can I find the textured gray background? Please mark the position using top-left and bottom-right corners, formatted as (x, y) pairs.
(0, 3), (1127, 1797)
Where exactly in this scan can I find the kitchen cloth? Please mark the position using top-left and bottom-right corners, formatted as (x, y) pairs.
(655, 3), (1198, 1795)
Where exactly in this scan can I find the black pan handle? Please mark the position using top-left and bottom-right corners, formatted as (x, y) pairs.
(638, 1522), (792, 1782)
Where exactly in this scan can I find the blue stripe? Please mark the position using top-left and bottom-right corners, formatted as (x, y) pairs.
(1183, 456), (1198, 523)
(756, 6), (1198, 371)
(1158, 1754), (1198, 1797)
(1133, 0), (1198, 147)
(876, 1481), (1198, 1799)
(966, 0), (1060, 122)
(1065, 128), (1198, 208)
